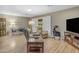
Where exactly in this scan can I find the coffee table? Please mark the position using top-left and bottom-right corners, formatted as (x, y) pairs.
(27, 37), (44, 53)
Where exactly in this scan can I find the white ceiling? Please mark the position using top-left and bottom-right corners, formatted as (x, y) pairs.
(0, 5), (78, 17)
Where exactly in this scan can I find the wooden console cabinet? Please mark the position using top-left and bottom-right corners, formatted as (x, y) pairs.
(64, 32), (79, 49)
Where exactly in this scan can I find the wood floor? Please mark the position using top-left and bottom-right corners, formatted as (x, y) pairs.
(0, 34), (79, 53)
(44, 38), (79, 53)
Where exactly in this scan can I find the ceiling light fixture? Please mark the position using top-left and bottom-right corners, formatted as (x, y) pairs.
(27, 9), (32, 12)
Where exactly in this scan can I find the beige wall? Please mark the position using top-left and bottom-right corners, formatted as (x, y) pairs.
(0, 14), (30, 32)
(32, 6), (79, 39)
(51, 6), (79, 39)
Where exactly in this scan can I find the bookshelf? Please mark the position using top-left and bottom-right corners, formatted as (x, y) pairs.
(32, 16), (52, 37)
(0, 18), (6, 37)
(37, 19), (43, 33)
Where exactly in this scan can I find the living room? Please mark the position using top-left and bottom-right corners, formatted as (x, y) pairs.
(0, 5), (79, 53)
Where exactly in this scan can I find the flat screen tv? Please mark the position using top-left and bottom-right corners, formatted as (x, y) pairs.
(66, 17), (79, 34)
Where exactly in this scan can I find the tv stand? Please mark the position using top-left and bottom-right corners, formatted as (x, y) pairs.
(64, 32), (79, 50)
